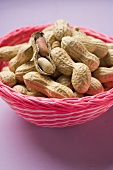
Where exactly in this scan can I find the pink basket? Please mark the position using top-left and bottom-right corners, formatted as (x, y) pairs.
(0, 24), (113, 128)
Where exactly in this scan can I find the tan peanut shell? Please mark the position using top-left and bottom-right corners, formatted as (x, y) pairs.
(72, 27), (96, 53)
(0, 71), (16, 87)
(72, 28), (108, 58)
(71, 63), (91, 93)
(13, 85), (28, 95)
(0, 43), (27, 61)
(56, 75), (73, 90)
(61, 36), (100, 72)
(100, 49), (113, 67)
(51, 41), (61, 49)
(15, 61), (36, 82)
(31, 32), (56, 75)
(53, 19), (72, 41)
(93, 66), (113, 83)
(44, 30), (57, 47)
(9, 44), (33, 72)
(85, 77), (104, 95)
(50, 47), (74, 76)
(106, 43), (113, 49)
(23, 71), (74, 98)
(73, 92), (84, 98)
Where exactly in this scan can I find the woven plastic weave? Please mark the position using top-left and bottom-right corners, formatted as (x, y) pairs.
(0, 24), (113, 128)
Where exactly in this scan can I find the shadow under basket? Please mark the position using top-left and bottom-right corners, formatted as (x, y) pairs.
(0, 24), (113, 128)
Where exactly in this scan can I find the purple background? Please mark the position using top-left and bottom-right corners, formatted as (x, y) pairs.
(0, 0), (113, 170)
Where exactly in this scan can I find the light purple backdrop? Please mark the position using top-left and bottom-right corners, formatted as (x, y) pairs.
(0, 0), (113, 170)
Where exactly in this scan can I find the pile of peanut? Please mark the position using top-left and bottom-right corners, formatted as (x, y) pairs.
(0, 19), (113, 99)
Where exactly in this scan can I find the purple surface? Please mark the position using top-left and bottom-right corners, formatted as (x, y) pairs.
(0, 0), (113, 170)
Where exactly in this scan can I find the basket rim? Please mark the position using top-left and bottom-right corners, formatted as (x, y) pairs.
(0, 24), (113, 105)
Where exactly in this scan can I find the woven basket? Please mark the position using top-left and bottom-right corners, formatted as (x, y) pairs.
(0, 24), (113, 128)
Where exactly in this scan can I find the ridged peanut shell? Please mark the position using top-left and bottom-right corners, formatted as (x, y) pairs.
(50, 47), (74, 76)
(71, 63), (91, 93)
(85, 77), (104, 95)
(53, 19), (72, 41)
(0, 71), (16, 87)
(61, 36), (100, 72)
(93, 67), (113, 83)
(9, 44), (33, 72)
(23, 71), (74, 98)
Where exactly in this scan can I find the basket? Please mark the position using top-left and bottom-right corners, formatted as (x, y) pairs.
(0, 24), (113, 128)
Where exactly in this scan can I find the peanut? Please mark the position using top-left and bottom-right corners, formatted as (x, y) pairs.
(106, 43), (113, 49)
(13, 85), (27, 95)
(9, 44), (33, 72)
(51, 41), (61, 49)
(71, 63), (91, 93)
(61, 36), (100, 72)
(93, 66), (113, 83)
(0, 71), (16, 87)
(37, 57), (55, 75)
(15, 61), (36, 82)
(56, 75), (73, 90)
(85, 77), (104, 95)
(53, 19), (72, 41)
(36, 37), (49, 56)
(100, 49), (113, 67)
(23, 71), (74, 98)
(31, 32), (56, 75)
(50, 47), (74, 76)
(72, 27), (108, 58)
(0, 43), (27, 61)
(43, 30), (57, 47)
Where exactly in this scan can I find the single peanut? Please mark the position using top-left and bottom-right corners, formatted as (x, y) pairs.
(100, 49), (113, 67)
(53, 19), (72, 41)
(85, 77), (104, 95)
(0, 43), (27, 61)
(51, 41), (61, 49)
(106, 43), (113, 49)
(13, 85), (27, 95)
(61, 36), (100, 72)
(56, 75), (73, 90)
(0, 71), (16, 87)
(71, 63), (91, 93)
(72, 27), (108, 58)
(37, 57), (55, 75)
(15, 61), (36, 82)
(93, 66), (113, 83)
(43, 30), (57, 47)
(9, 44), (33, 72)
(36, 37), (49, 56)
(50, 47), (74, 76)
(31, 32), (56, 75)
(23, 71), (74, 98)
